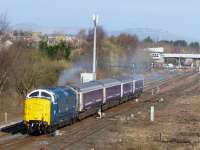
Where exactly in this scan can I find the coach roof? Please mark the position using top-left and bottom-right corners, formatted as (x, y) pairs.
(127, 74), (144, 80)
(71, 81), (103, 92)
(116, 76), (133, 83)
(98, 78), (121, 87)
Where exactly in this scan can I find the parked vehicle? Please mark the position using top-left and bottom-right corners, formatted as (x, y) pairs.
(163, 63), (174, 69)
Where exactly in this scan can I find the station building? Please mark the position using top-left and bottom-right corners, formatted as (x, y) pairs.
(145, 47), (200, 68)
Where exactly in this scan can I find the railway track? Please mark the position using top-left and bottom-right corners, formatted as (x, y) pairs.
(144, 71), (195, 91)
(0, 121), (25, 134)
(0, 71), (179, 134)
(0, 70), (197, 150)
(47, 71), (197, 150)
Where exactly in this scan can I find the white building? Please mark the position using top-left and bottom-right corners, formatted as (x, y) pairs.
(145, 47), (164, 63)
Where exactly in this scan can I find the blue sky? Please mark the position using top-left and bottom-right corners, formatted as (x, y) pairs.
(1, 0), (200, 40)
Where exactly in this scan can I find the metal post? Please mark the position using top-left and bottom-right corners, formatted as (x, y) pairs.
(179, 57), (181, 68)
(92, 14), (98, 80)
(5, 112), (7, 123)
(150, 106), (154, 122)
(157, 86), (160, 93)
(96, 108), (102, 119)
(152, 89), (154, 95)
(132, 63), (135, 73)
(160, 132), (162, 141)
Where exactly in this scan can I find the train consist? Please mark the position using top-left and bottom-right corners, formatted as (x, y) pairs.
(24, 75), (144, 134)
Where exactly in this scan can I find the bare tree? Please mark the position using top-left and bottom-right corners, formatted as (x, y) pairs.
(0, 43), (22, 96)
(77, 29), (87, 49)
(77, 29), (87, 40)
(87, 26), (106, 49)
(0, 12), (10, 42)
(116, 33), (138, 52)
(0, 49), (15, 95)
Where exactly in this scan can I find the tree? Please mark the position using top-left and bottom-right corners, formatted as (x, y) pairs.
(9, 45), (69, 97)
(108, 33), (138, 60)
(39, 41), (71, 60)
(0, 50), (13, 95)
(77, 29), (87, 40)
(76, 29), (87, 49)
(0, 14), (14, 95)
(0, 13), (9, 42)
(55, 41), (71, 60)
(115, 33), (138, 50)
(158, 40), (173, 45)
(173, 40), (187, 47)
(87, 26), (106, 50)
(143, 36), (154, 43)
(189, 42), (199, 49)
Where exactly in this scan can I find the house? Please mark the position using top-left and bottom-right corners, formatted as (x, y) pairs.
(46, 34), (78, 48)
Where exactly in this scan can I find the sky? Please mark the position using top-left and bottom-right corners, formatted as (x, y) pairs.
(1, 0), (200, 40)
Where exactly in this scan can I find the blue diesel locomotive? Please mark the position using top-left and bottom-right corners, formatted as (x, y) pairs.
(24, 75), (144, 134)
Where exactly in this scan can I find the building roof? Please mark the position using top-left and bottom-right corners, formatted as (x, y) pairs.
(127, 74), (144, 80)
(162, 53), (200, 59)
(145, 47), (164, 53)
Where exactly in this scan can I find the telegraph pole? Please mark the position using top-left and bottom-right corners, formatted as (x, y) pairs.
(92, 14), (98, 80)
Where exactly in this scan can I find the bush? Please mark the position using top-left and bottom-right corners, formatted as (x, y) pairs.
(0, 43), (71, 113)
(0, 49), (13, 95)
(11, 48), (70, 97)
(39, 41), (71, 60)
(0, 43), (70, 98)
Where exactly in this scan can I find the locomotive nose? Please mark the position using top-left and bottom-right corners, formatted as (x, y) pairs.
(24, 98), (51, 126)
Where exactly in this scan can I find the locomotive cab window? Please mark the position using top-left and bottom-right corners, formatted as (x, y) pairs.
(29, 91), (39, 97)
(41, 92), (51, 99)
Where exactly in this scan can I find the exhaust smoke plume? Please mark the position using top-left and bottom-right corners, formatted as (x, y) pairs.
(57, 66), (83, 86)
(108, 49), (152, 77)
(57, 56), (92, 85)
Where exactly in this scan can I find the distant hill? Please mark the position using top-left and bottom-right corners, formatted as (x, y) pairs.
(109, 28), (194, 42)
(12, 23), (79, 35)
(13, 23), (41, 32)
